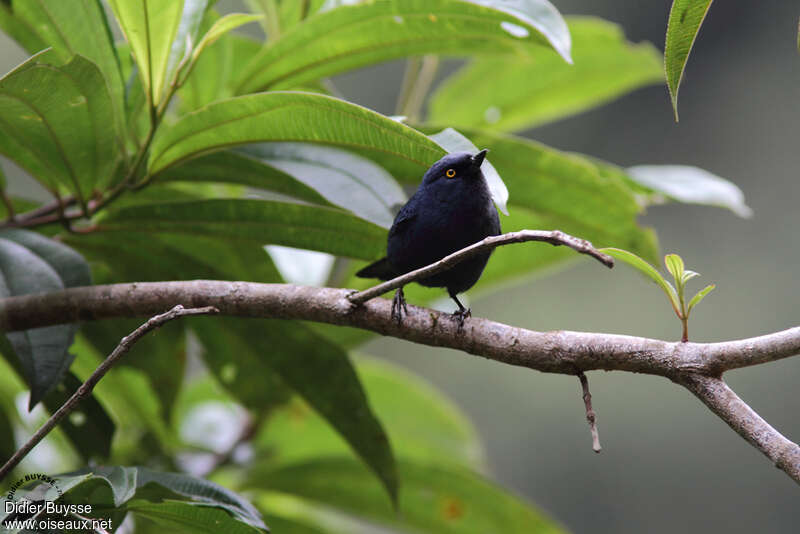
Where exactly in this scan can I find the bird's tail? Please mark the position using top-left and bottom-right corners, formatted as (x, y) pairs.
(355, 257), (396, 280)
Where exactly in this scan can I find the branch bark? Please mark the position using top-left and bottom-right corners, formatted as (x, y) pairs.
(0, 281), (798, 483)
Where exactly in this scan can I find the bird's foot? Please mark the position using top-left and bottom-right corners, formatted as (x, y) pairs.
(391, 287), (408, 324)
(451, 307), (471, 331)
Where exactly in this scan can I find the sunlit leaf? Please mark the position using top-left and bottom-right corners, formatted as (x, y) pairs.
(664, 253), (685, 284)
(429, 17), (663, 131)
(687, 283), (715, 314)
(234, 0), (571, 93)
(627, 164), (752, 218)
(664, 0), (713, 120)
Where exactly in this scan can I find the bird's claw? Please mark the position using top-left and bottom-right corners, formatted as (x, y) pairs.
(391, 288), (408, 324)
(451, 307), (471, 331)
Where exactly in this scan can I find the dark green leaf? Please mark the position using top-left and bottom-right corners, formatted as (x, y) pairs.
(256, 357), (485, 470)
(1, 228), (91, 288)
(41, 372), (114, 461)
(251, 457), (565, 534)
(664, 0), (713, 120)
(0, 238), (71, 408)
(98, 198), (387, 260)
(627, 164), (752, 218)
(47, 466), (268, 531)
(235, 0), (570, 92)
(429, 16), (663, 131)
(148, 92), (444, 175)
(0, 0), (126, 138)
(156, 150), (332, 206)
(237, 143), (407, 228)
(193, 316), (398, 505)
(107, 0), (185, 105)
(0, 53), (119, 199)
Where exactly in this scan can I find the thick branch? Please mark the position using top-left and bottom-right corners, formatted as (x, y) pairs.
(348, 230), (614, 305)
(0, 304), (219, 483)
(0, 281), (797, 483)
(677, 374), (800, 480)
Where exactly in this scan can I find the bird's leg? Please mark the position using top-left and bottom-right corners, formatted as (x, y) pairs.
(391, 287), (408, 324)
(449, 292), (471, 330)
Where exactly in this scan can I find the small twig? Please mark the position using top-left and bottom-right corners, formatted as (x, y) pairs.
(0, 304), (219, 483)
(577, 371), (601, 453)
(348, 229), (614, 305)
(402, 54), (439, 123)
(13, 195), (78, 224)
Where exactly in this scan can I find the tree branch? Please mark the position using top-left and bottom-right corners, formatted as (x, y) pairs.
(0, 281), (797, 483)
(0, 304), (219, 483)
(348, 230), (614, 305)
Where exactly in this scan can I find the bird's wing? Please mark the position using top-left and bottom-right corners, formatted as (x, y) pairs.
(388, 200), (417, 238)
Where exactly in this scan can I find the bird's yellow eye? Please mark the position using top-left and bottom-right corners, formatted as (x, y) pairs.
(445, 168), (456, 178)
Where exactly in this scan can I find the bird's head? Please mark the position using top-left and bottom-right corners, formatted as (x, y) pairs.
(421, 149), (488, 186)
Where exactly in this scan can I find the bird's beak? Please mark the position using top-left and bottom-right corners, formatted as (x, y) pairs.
(471, 149), (488, 168)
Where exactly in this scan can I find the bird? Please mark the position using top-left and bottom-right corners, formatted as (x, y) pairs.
(356, 149), (501, 326)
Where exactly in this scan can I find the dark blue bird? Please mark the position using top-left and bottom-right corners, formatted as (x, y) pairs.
(356, 150), (501, 324)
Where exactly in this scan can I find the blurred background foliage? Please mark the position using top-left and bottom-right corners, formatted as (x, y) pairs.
(0, 0), (797, 533)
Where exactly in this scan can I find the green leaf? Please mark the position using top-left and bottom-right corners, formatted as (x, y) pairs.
(429, 16), (664, 131)
(179, 25), (262, 112)
(627, 165), (752, 218)
(127, 502), (266, 534)
(41, 372), (115, 461)
(148, 91), (445, 175)
(81, 320), (187, 423)
(234, 0), (570, 93)
(256, 357), (485, 470)
(193, 317), (397, 504)
(664, 253), (685, 284)
(156, 150), (332, 206)
(167, 0), (211, 86)
(601, 247), (681, 314)
(0, 53), (119, 199)
(0, 403), (15, 462)
(0, 231), (93, 408)
(41, 466), (268, 531)
(190, 13), (263, 65)
(664, 0), (713, 120)
(687, 283), (715, 315)
(107, 0), (186, 106)
(251, 457), (565, 534)
(429, 127), (509, 216)
(98, 198), (387, 260)
(0, 0), (126, 142)
(237, 143), (407, 228)
(682, 269), (700, 284)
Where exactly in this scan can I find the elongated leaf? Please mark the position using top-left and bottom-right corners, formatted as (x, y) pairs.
(256, 357), (485, 470)
(21, 466), (268, 531)
(664, 253), (684, 285)
(238, 143), (407, 228)
(41, 371), (115, 461)
(157, 150), (331, 206)
(429, 127), (509, 215)
(687, 283), (715, 314)
(429, 17), (663, 131)
(0, 53), (118, 198)
(107, 0), (185, 105)
(627, 165), (752, 218)
(190, 13), (263, 65)
(0, 0), (126, 141)
(665, 0), (713, 120)
(167, 0), (211, 86)
(148, 91), (444, 175)
(235, 0), (570, 93)
(98, 198), (387, 260)
(601, 247), (680, 313)
(179, 26), (262, 112)
(193, 317), (398, 505)
(251, 458), (565, 534)
(0, 233), (92, 408)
